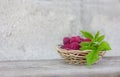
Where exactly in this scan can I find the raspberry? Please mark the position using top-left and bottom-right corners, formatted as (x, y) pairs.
(62, 36), (84, 50)
(70, 42), (80, 50)
(63, 44), (70, 50)
(70, 36), (81, 43)
(79, 37), (85, 42)
(63, 37), (70, 45)
(84, 38), (91, 42)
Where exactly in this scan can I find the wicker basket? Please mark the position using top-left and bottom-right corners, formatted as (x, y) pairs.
(56, 46), (106, 64)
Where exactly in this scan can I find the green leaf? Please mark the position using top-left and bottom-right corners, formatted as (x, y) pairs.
(79, 30), (112, 67)
(80, 46), (96, 51)
(97, 35), (105, 42)
(80, 30), (93, 39)
(80, 42), (90, 46)
(80, 46), (90, 51)
(86, 50), (99, 67)
(91, 42), (99, 48)
(95, 31), (100, 40)
(98, 41), (112, 51)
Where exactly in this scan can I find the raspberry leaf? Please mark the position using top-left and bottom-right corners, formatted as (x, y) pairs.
(95, 31), (100, 40)
(80, 46), (90, 51)
(98, 41), (112, 51)
(80, 46), (96, 51)
(80, 42), (90, 46)
(81, 30), (93, 39)
(79, 30), (111, 67)
(97, 35), (105, 42)
(86, 50), (99, 67)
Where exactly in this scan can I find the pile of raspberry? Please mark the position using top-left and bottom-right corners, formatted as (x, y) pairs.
(61, 36), (91, 50)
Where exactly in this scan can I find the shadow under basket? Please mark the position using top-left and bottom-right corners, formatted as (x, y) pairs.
(56, 46), (106, 64)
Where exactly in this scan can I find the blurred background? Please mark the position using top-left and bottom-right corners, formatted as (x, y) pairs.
(0, 0), (120, 61)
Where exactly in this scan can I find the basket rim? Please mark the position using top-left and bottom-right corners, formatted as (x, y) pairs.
(56, 45), (92, 53)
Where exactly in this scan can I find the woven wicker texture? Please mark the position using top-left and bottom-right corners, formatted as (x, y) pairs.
(56, 46), (106, 64)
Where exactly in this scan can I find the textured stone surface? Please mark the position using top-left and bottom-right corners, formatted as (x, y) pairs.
(0, 0), (120, 60)
(0, 57), (120, 77)
(0, 0), (81, 60)
(81, 0), (120, 56)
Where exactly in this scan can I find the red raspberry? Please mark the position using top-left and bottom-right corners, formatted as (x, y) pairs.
(84, 38), (91, 42)
(63, 44), (70, 50)
(63, 37), (70, 45)
(70, 36), (82, 43)
(70, 42), (80, 50)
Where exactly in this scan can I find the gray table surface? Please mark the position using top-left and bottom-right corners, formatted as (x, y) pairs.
(0, 56), (120, 77)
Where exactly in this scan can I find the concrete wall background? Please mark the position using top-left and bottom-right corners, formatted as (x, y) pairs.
(0, 0), (120, 60)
